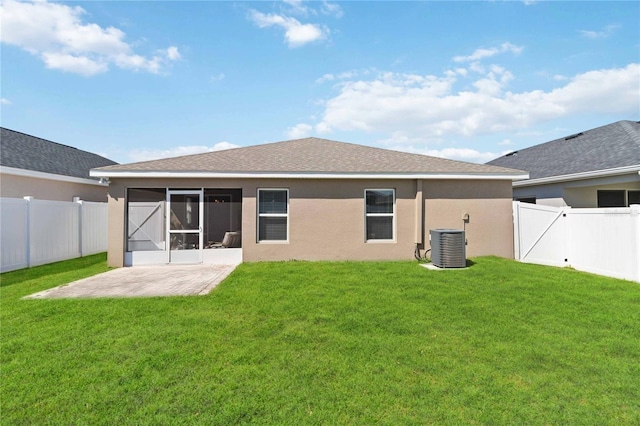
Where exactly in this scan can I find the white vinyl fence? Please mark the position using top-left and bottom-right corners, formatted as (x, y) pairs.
(513, 201), (640, 282)
(1, 197), (108, 273)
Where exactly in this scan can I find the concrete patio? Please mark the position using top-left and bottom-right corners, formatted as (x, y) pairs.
(24, 264), (237, 299)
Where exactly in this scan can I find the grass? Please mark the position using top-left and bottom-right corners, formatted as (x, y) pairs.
(1, 254), (639, 424)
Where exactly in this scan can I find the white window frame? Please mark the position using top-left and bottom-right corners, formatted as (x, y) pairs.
(364, 188), (396, 243)
(257, 188), (289, 243)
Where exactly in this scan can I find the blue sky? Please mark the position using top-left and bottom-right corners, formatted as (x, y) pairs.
(1, 0), (639, 164)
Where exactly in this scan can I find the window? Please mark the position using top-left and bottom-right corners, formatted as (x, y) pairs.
(257, 189), (288, 242)
(597, 190), (626, 208)
(628, 191), (640, 206)
(365, 189), (395, 241)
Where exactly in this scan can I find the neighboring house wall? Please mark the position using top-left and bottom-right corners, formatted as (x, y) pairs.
(514, 173), (640, 208)
(0, 171), (109, 202)
(105, 177), (515, 267)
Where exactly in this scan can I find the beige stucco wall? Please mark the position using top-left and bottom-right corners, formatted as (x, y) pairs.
(0, 173), (109, 202)
(106, 177), (515, 267)
(424, 180), (515, 259)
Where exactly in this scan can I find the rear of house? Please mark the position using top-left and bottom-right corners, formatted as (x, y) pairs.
(92, 138), (527, 267)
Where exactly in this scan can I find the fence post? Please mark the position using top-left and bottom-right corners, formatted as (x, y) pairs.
(23, 196), (33, 267)
(630, 204), (640, 282)
(74, 197), (83, 257)
(512, 201), (520, 260)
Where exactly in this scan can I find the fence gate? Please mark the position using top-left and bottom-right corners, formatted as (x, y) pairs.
(513, 202), (640, 282)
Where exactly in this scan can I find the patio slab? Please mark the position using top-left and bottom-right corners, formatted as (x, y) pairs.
(24, 264), (237, 299)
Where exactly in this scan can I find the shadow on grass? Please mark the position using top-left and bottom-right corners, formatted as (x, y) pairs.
(0, 253), (107, 288)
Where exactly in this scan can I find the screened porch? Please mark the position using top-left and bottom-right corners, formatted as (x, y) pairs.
(125, 188), (242, 265)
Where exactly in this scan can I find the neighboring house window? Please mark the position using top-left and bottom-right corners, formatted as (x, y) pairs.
(515, 197), (536, 204)
(628, 191), (640, 206)
(365, 189), (395, 241)
(258, 189), (288, 242)
(597, 190), (626, 208)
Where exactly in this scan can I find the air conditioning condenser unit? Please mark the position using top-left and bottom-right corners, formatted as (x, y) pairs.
(430, 229), (466, 268)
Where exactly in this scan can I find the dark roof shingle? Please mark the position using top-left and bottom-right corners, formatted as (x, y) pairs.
(487, 120), (640, 179)
(1, 128), (117, 180)
(95, 137), (523, 176)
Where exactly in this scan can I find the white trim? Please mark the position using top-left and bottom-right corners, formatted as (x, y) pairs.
(364, 188), (396, 243)
(3, 166), (107, 186)
(257, 188), (289, 243)
(514, 165), (640, 187)
(90, 169), (528, 181)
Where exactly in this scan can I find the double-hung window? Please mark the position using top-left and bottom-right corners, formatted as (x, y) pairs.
(365, 189), (395, 241)
(257, 189), (289, 242)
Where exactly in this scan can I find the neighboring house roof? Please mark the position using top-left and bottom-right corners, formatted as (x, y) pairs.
(1, 127), (117, 181)
(92, 137), (526, 180)
(487, 120), (640, 184)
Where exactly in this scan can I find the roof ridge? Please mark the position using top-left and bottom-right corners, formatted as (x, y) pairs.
(1, 127), (81, 152)
(618, 120), (640, 148)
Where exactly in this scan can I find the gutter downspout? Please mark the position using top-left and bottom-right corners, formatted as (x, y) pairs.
(415, 179), (423, 245)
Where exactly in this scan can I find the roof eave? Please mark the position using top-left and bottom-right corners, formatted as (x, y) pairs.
(2, 166), (108, 186)
(513, 165), (640, 187)
(90, 170), (529, 181)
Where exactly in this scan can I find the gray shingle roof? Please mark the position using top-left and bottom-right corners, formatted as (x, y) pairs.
(94, 137), (523, 176)
(1, 127), (117, 180)
(486, 120), (640, 179)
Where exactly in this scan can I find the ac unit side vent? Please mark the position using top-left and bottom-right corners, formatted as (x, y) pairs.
(430, 229), (466, 268)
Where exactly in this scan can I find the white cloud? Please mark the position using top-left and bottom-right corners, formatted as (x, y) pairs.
(286, 123), (313, 139)
(0, 0), (180, 76)
(249, 10), (327, 48)
(315, 69), (359, 84)
(422, 147), (504, 163)
(128, 142), (239, 162)
(315, 122), (332, 134)
(321, 1), (343, 18)
(210, 73), (226, 82)
(388, 143), (506, 163)
(498, 139), (513, 146)
(165, 46), (181, 61)
(1, 98), (12, 105)
(316, 73), (335, 83)
(313, 63), (639, 141)
(281, 0), (313, 16)
(42, 51), (108, 76)
(580, 24), (620, 39)
(453, 42), (523, 63)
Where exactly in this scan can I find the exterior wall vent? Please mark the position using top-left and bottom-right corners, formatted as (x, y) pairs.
(430, 229), (466, 268)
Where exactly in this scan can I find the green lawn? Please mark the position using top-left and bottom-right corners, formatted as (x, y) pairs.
(1, 254), (639, 424)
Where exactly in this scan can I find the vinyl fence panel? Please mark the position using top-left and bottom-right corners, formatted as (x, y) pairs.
(0, 197), (108, 272)
(1, 198), (29, 272)
(567, 207), (640, 281)
(81, 201), (109, 255)
(29, 199), (80, 267)
(513, 202), (640, 282)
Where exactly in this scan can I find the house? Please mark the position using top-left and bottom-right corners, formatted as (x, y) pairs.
(487, 120), (640, 208)
(0, 127), (118, 202)
(91, 137), (527, 267)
